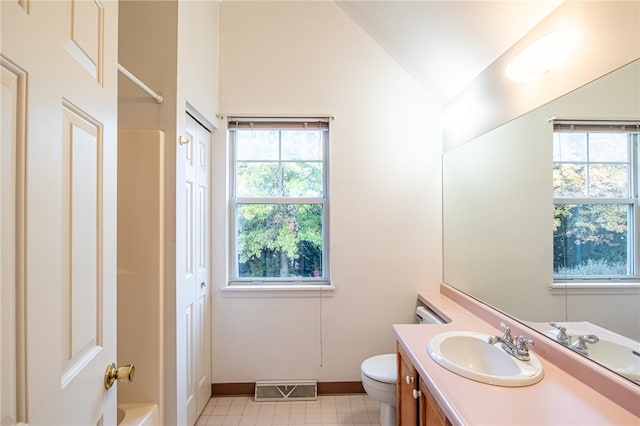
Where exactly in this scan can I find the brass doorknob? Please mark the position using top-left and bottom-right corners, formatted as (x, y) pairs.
(104, 362), (136, 389)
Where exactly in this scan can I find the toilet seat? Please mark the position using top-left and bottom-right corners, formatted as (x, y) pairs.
(361, 354), (397, 384)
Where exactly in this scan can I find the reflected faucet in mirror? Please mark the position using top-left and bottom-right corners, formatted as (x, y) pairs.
(549, 322), (600, 355)
(571, 334), (599, 356)
(542, 321), (640, 383)
(549, 322), (570, 345)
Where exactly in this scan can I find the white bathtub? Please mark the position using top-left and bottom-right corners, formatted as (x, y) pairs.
(117, 404), (158, 426)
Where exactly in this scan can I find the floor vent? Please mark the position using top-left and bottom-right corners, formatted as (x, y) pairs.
(254, 380), (317, 401)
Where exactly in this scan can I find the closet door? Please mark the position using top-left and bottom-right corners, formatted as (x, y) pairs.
(183, 112), (212, 425)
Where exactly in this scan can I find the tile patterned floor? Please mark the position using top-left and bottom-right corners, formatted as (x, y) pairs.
(196, 394), (381, 426)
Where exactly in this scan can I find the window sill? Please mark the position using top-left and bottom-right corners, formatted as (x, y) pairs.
(220, 282), (335, 298)
(550, 280), (640, 295)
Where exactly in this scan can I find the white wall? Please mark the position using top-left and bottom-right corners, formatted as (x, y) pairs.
(213, 1), (442, 383)
(443, 60), (640, 340)
(177, 0), (219, 127)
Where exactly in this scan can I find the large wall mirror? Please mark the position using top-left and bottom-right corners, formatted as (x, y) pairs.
(443, 59), (640, 384)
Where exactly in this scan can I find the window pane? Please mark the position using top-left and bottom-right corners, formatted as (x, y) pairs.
(236, 162), (280, 197)
(588, 133), (628, 162)
(236, 130), (279, 161)
(554, 204), (630, 276)
(553, 132), (587, 162)
(553, 163), (586, 197)
(237, 204), (323, 278)
(588, 164), (629, 197)
(282, 162), (323, 197)
(281, 130), (323, 161)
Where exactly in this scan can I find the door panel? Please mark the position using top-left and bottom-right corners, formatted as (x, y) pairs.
(1, 58), (23, 426)
(64, 0), (104, 83)
(194, 118), (211, 417)
(1, 1), (118, 424)
(0, 56), (27, 426)
(185, 302), (195, 419)
(61, 102), (103, 387)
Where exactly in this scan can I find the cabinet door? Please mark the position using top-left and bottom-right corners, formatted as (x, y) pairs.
(419, 379), (450, 426)
(397, 343), (418, 426)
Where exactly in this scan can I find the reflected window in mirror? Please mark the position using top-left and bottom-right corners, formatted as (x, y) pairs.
(553, 121), (639, 282)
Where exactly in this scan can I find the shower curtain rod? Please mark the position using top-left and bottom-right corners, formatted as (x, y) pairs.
(117, 64), (164, 104)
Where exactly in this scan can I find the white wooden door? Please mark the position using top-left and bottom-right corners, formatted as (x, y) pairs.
(1, 1), (119, 424)
(183, 113), (212, 425)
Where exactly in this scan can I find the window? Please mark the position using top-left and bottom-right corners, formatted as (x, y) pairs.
(553, 121), (639, 281)
(229, 117), (329, 285)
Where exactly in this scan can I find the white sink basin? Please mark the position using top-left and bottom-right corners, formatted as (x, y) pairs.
(428, 331), (544, 387)
(544, 330), (640, 382)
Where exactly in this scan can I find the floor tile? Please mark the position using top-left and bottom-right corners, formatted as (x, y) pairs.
(197, 394), (381, 425)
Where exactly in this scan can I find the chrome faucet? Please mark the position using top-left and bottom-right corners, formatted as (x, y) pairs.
(550, 322), (571, 345)
(514, 336), (535, 361)
(571, 334), (599, 356)
(487, 323), (535, 361)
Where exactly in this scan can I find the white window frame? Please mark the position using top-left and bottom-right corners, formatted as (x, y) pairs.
(552, 120), (640, 289)
(227, 117), (331, 288)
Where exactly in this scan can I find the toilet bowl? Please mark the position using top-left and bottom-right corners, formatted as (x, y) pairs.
(361, 353), (397, 426)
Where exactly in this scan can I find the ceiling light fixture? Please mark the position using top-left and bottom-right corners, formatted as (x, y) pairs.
(506, 31), (580, 84)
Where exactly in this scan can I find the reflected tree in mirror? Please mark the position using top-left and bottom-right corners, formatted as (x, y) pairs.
(553, 204), (629, 276)
(553, 127), (638, 278)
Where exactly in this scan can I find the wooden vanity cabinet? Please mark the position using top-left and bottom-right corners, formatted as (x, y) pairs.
(397, 343), (418, 425)
(397, 343), (451, 426)
(419, 378), (451, 426)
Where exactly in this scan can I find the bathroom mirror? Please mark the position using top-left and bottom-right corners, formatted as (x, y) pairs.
(442, 59), (640, 383)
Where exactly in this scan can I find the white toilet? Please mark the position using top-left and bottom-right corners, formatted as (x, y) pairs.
(360, 353), (397, 426)
(360, 305), (445, 426)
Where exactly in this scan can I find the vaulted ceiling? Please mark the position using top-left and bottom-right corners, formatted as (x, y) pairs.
(337, 1), (563, 104)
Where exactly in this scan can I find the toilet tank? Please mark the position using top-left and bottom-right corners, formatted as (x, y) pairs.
(416, 305), (447, 324)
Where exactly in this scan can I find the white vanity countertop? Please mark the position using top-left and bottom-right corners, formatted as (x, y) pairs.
(393, 285), (640, 426)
